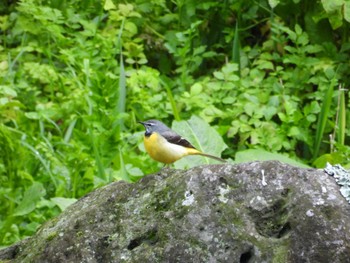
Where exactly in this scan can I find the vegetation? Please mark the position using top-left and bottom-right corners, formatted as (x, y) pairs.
(0, 0), (349, 247)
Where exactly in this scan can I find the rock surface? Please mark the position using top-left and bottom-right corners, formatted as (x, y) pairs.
(1, 161), (350, 262)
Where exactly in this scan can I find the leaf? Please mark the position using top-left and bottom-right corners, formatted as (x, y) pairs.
(172, 116), (227, 169)
(313, 152), (344, 168)
(190, 83), (203, 96)
(161, 76), (180, 121)
(235, 149), (310, 168)
(0, 85), (17, 97)
(213, 71), (224, 80)
(337, 88), (346, 145)
(320, 0), (344, 29)
(64, 119), (77, 143)
(104, 0), (117, 10)
(119, 149), (130, 182)
(51, 197), (77, 211)
(344, 1), (350, 22)
(321, 0), (343, 13)
(13, 182), (46, 216)
(268, 0), (280, 9)
(24, 112), (40, 120)
(313, 82), (335, 158)
(232, 22), (240, 76)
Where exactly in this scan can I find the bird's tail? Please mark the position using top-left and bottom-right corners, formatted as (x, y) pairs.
(186, 148), (226, 162)
(196, 152), (226, 163)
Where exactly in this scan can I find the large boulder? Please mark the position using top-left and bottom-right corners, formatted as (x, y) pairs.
(1, 161), (350, 262)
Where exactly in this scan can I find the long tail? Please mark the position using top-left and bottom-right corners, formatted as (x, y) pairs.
(195, 152), (226, 163)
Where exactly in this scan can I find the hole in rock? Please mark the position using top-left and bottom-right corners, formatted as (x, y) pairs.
(127, 228), (158, 250)
(277, 221), (291, 238)
(240, 248), (253, 263)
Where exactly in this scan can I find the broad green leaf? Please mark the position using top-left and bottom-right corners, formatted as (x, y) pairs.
(287, 126), (300, 137)
(13, 182), (46, 216)
(118, 4), (134, 16)
(24, 112), (40, 120)
(268, 0), (280, 8)
(235, 149), (309, 168)
(222, 97), (235, 104)
(235, 149), (310, 168)
(104, 0), (116, 10)
(313, 152), (344, 168)
(344, 1), (350, 22)
(51, 197), (77, 211)
(190, 83), (203, 96)
(321, 0), (343, 13)
(328, 11), (343, 29)
(320, 0), (344, 29)
(172, 116), (227, 169)
(0, 85), (17, 97)
(213, 71), (224, 80)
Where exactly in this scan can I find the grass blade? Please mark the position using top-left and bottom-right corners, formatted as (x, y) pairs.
(64, 119), (77, 143)
(83, 59), (105, 181)
(336, 86), (346, 145)
(112, 18), (126, 136)
(21, 140), (58, 189)
(232, 22), (241, 76)
(161, 76), (180, 121)
(117, 53), (126, 117)
(119, 149), (130, 182)
(313, 84), (335, 159)
(89, 127), (105, 181)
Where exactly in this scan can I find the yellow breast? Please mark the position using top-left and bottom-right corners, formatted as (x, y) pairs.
(144, 133), (197, 164)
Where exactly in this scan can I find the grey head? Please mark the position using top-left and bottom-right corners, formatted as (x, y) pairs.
(139, 119), (171, 136)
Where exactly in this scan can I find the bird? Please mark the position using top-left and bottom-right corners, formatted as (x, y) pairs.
(139, 119), (225, 164)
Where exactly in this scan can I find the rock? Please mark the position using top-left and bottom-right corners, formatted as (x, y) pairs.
(1, 161), (350, 262)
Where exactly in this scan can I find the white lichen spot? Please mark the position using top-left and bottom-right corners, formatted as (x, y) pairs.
(331, 240), (344, 246)
(59, 232), (64, 237)
(199, 231), (213, 242)
(182, 190), (195, 206)
(314, 198), (325, 206)
(327, 194), (337, 200)
(306, 209), (314, 217)
(218, 186), (230, 203)
(249, 196), (268, 211)
(261, 169), (267, 186)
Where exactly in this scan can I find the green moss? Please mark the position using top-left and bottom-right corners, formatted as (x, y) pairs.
(46, 231), (58, 241)
(272, 241), (290, 263)
(216, 202), (244, 226)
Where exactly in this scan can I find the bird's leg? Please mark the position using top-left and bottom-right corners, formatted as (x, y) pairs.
(160, 163), (172, 172)
(162, 164), (169, 170)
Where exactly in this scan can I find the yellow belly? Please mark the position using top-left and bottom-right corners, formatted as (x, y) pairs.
(144, 133), (199, 164)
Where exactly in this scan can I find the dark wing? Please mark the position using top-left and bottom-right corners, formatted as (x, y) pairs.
(161, 130), (196, 149)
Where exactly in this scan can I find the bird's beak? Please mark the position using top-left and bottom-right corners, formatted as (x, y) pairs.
(138, 121), (145, 126)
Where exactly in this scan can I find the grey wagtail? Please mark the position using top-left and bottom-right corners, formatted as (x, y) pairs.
(139, 119), (225, 164)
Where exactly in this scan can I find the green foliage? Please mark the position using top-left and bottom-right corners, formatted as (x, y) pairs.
(172, 116), (228, 169)
(0, 0), (349, 247)
(314, 80), (336, 159)
(235, 149), (310, 169)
